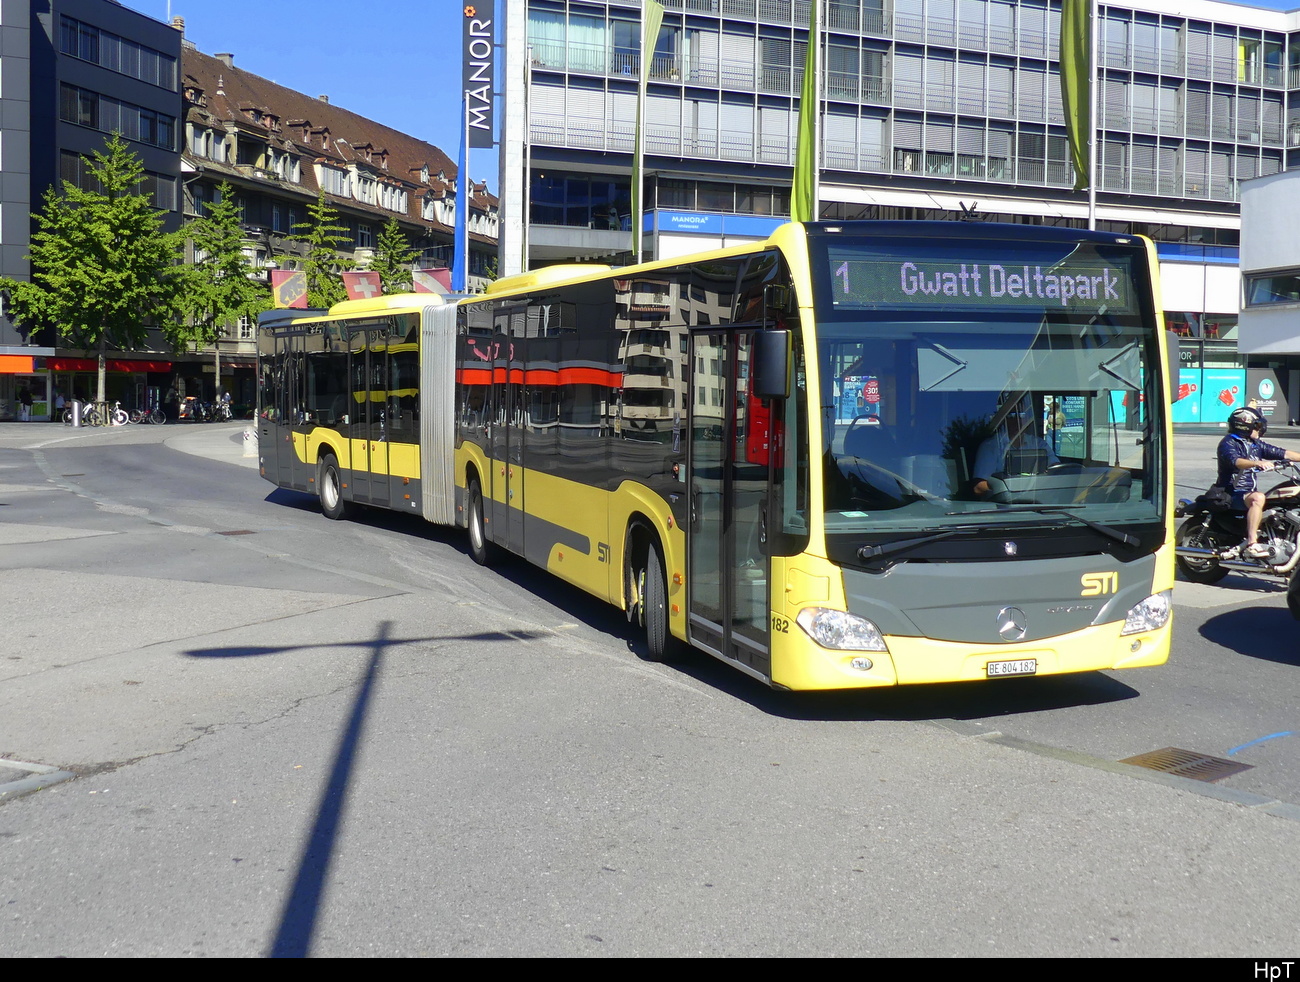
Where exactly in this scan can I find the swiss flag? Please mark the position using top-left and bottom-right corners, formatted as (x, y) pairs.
(342, 270), (383, 301)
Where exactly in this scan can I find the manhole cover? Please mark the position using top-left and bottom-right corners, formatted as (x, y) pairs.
(1119, 747), (1253, 783)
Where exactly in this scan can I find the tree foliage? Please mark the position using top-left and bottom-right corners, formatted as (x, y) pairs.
(179, 182), (270, 349)
(0, 134), (185, 400)
(287, 192), (349, 308)
(367, 217), (418, 294)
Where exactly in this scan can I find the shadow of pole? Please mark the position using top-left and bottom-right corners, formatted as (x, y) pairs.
(267, 621), (390, 958)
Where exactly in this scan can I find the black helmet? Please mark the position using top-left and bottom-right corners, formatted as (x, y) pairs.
(1228, 406), (1267, 437)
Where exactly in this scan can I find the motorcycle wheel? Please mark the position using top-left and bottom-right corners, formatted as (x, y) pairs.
(1175, 520), (1230, 584)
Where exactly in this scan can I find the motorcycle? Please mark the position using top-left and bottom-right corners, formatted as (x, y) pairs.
(1174, 461), (1300, 584)
(178, 396), (213, 422)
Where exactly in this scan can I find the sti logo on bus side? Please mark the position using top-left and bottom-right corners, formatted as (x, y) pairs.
(1080, 572), (1119, 596)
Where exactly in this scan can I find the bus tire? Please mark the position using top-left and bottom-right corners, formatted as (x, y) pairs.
(467, 476), (497, 566)
(318, 454), (350, 521)
(644, 543), (670, 661)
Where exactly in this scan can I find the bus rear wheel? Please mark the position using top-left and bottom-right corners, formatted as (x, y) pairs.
(318, 455), (349, 521)
(467, 476), (496, 566)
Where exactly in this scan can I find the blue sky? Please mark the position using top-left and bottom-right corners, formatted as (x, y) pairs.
(121, 0), (493, 176)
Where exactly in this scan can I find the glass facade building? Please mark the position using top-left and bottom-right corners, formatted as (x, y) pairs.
(507, 0), (1300, 418)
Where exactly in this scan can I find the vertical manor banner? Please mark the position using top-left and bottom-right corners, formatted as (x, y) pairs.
(463, 6), (495, 149)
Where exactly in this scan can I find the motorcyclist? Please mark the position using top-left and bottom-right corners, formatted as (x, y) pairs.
(1216, 406), (1300, 558)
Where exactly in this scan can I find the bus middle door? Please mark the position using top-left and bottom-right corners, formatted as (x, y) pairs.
(489, 309), (526, 556)
(688, 330), (771, 679)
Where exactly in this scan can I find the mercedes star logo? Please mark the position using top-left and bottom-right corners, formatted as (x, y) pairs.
(997, 606), (1028, 641)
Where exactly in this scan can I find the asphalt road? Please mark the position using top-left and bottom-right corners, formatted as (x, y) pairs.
(1, 420), (1299, 956)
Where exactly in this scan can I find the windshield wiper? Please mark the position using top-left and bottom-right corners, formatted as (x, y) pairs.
(952, 504), (1140, 548)
(857, 528), (963, 562)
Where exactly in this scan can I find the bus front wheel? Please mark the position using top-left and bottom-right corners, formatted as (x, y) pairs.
(638, 543), (670, 661)
(318, 455), (349, 521)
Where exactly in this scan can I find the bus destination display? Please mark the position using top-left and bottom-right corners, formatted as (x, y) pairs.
(830, 256), (1137, 314)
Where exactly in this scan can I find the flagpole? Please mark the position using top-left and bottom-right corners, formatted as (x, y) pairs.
(522, 43), (532, 274)
(1087, 0), (1098, 230)
(813, 0), (822, 217)
(633, 2), (664, 264)
(791, 0), (821, 223)
(633, 65), (646, 264)
(453, 88), (470, 293)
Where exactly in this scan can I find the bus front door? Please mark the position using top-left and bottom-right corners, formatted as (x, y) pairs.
(688, 331), (771, 679)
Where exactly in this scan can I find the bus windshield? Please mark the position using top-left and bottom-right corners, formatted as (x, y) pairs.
(809, 230), (1165, 550)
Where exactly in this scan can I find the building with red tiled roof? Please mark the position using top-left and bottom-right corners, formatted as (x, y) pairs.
(175, 33), (498, 404)
(180, 42), (497, 284)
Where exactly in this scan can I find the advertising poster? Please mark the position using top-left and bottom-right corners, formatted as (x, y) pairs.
(838, 375), (881, 422)
(1172, 369), (1201, 423)
(1247, 368), (1289, 425)
(1198, 369), (1246, 423)
(839, 376), (862, 422)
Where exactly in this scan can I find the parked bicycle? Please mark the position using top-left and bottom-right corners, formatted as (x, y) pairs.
(62, 400), (99, 426)
(61, 400), (131, 426)
(128, 406), (166, 425)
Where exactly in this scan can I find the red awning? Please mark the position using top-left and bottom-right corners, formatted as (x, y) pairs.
(48, 358), (174, 373)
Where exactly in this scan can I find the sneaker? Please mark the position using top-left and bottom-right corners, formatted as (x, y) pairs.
(1244, 542), (1270, 559)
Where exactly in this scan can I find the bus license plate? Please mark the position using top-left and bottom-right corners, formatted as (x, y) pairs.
(987, 658), (1037, 678)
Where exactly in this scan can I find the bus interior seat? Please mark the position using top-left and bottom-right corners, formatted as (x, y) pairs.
(842, 421), (897, 462)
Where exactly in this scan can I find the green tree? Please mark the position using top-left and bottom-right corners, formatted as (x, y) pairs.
(367, 217), (418, 294)
(0, 133), (184, 404)
(287, 192), (349, 308)
(181, 182), (270, 366)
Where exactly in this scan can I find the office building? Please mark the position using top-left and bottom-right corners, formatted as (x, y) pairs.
(502, 0), (1300, 423)
(1, 0), (182, 419)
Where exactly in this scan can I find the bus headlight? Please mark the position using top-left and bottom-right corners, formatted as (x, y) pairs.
(1121, 591), (1171, 635)
(796, 607), (888, 652)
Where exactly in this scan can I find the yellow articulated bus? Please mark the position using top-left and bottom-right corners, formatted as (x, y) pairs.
(258, 221), (1173, 690)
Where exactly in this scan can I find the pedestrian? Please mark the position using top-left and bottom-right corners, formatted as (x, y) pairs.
(17, 385), (32, 422)
(54, 389), (65, 423)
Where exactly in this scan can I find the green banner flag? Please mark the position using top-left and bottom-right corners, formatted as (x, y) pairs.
(632, 0), (665, 261)
(1060, 0), (1092, 192)
(791, 1), (820, 224)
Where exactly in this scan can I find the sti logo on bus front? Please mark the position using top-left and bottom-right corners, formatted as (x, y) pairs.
(1081, 572), (1119, 596)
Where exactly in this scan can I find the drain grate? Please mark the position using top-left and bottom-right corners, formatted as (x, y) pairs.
(1119, 747), (1253, 783)
(216, 529), (256, 536)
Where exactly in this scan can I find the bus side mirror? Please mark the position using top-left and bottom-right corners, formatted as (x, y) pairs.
(753, 329), (790, 400)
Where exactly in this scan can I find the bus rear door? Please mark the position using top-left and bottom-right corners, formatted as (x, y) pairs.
(347, 326), (390, 504)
